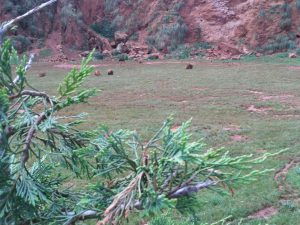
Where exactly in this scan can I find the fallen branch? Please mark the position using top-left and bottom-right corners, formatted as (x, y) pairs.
(168, 179), (217, 199)
(65, 210), (99, 225)
(98, 173), (144, 225)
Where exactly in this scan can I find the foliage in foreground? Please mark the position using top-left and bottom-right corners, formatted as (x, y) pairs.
(0, 40), (283, 225)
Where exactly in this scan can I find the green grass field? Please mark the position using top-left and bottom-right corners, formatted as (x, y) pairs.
(28, 58), (300, 224)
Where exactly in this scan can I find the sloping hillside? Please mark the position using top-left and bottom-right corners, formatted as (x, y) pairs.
(1, 0), (300, 59)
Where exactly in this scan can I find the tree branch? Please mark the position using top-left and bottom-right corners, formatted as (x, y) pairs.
(9, 90), (50, 100)
(65, 210), (99, 225)
(22, 112), (47, 165)
(168, 179), (217, 199)
(0, 0), (58, 45)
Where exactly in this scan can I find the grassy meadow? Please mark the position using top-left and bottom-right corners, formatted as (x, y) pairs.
(27, 57), (300, 225)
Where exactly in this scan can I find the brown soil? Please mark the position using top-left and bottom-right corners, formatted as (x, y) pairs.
(248, 158), (300, 220)
(230, 134), (247, 142)
(247, 105), (272, 114)
(247, 89), (300, 117)
(223, 125), (241, 131)
(248, 90), (296, 105)
(259, 95), (294, 103)
(288, 66), (300, 71)
(274, 158), (300, 194)
(248, 206), (278, 219)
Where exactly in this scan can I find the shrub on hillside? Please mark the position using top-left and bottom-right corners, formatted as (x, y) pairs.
(61, 3), (83, 29)
(94, 51), (105, 60)
(111, 49), (121, 56)
(129, 32), (139, 41)
(297, 0), (300, 10)
(104, 0), (120, 12)
(279, 3), (292, 31)
(4, 0), (48, 39)
(147, 17), (188, 51)
(170, 45), (192, 59)
(11, 35), (31, 52)
(3, 0), (14, 13)
(116, 53), (129, 61)
(194, 42), (212, 50)
(91, 19), (116, 39)
(280, 18), (292, 31)
(262, 34), (295, 53)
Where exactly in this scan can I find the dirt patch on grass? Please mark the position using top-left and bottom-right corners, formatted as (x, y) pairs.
(248, 90), (265, 95)
(274, 158), (300, 193)
(248, 206), (278, 219)
(274, 158), (300, 209)
(247, 105), (273, 114)
(248, 158), (300, 221)
(191, 86), (209, 91)
(288, 66), (300, 71)
(248, 89), (300, 108)
(248, 158), (300, 220)
(256, 149), (267, 154)
(54, 64), (112, 69)
(230, 134), (247, 142)
(223, 125), (240, 131)
(273, 115), (300, 119)
(259, 95), (294, 104)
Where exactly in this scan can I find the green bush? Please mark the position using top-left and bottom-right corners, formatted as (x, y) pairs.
(170, 45), (191, 59)
(173, 2), (185, 11)
(262, 35), (295, 53)
(297, 0), (300, 10)
(195, 27), (202, 40)
(3, 0), (14, 12)
(116, 53), (129, 61)
(91, 19), (116, 39)
(38, 48), (52, 59)
(111, 15), (124, 30)
(279, 3), (292, 31)
(28, 25), (44, 38)
(129, 32), (139, 41)
(61, 3), (83, 29)
(194, 42), (211, 50)
(11, 35), (31, 52)
(282, 3), (292, 17)
(104, 0), (120, 12)
(280, 18), (292, 30)
(147, 17), (188, 51)
(94, 51), (105, 60)
(125, 12), (143, 33)
(111, 49), (121, 56)
(259, 10), (266, 18)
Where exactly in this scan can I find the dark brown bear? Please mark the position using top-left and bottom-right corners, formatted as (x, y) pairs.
(186, 63), (193, 70)
(107, 69), (114, 75)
